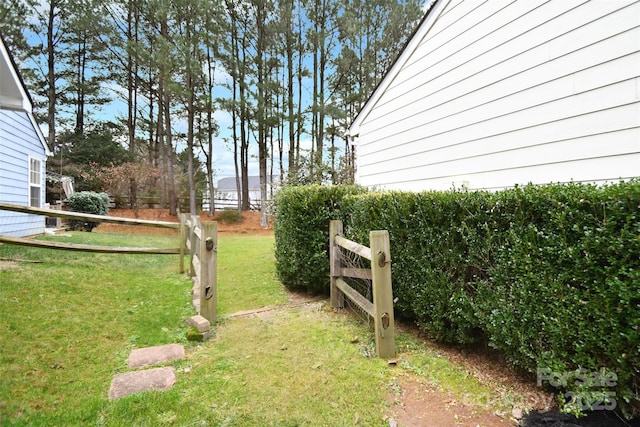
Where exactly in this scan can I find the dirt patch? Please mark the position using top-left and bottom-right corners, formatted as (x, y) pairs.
(94, 209), (273, 236)
(389, 373), (515, 426)
(389, 323), (553, 426)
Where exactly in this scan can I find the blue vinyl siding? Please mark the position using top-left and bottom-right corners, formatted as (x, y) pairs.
(0, 110), (47, 236)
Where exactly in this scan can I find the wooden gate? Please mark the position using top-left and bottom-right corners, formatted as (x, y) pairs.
(329, 220), (395, 358)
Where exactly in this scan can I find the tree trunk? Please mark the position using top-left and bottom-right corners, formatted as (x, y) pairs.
(74, 38), (87, 136)
(317, 3), (326, 181)
(256, 0), (268, 227)
(187, 87), (196, 215)
(296, 7), (303, 172)
(159, 19), (177, 215)
(46, 1), (57, 149)
(231, 65), (241, 211)
(205, 46), (216, 217)
(186, 19), (197, 215)
(127, 0), (139, 209)
(286, 0), (295, 178)
(156, 76), (166, 209)
(163, 88), (177, 215)
(239, 34), (250, 211)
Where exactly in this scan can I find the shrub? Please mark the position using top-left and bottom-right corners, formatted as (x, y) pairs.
(67, 191), (109, 232)
(346, 189), (496, 344)
(474, 181), (640, 417)
(273, 184), (366, 294)
(273, 180), (640, 416)
(218, 208), (243, 224)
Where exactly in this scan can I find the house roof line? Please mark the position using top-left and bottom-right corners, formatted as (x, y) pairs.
(217, 175), (277, 192)
(0, 32), (33, 112)
(347, 0), (447, 138)
(0, 32), (52, 156)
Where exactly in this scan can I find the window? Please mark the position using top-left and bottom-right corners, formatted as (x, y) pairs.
(29, 157), (41, 207)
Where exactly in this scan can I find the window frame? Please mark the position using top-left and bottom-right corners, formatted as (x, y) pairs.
(28, 156), (42, 208)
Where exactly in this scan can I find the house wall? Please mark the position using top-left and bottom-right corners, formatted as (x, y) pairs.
(214, 190), (265, 210)
(0, 110), (47, 236)
(356, 0), (640, 191)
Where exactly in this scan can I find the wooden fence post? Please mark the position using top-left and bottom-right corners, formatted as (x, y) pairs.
(179, 214), (187, 274)
(329, 220), (345, 309)
(370, 230), (395, 359)
(199, 221), (218, 323)
(189, 215), (200, 279)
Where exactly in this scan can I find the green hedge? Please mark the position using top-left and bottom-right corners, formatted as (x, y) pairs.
(273, 185), (366, 294)
(345, 189), (495, 344)
(273, 181), (639, 416)
(476, 182), (640, 416)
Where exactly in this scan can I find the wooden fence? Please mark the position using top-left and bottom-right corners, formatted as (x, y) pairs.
(0, 203), (218, 323)
(0, 203), (179, 253)
(329, 220), (395, 358)
(107, 196), (263, 211)
(179, 214), (217, 323)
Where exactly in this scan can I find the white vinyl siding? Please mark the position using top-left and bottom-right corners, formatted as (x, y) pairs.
(353, 0), (640, 191)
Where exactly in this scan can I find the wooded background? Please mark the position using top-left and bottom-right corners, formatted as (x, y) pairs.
(1, 0), (427, 218)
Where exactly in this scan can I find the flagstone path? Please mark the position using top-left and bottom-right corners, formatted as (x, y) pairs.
(108, 315), (211, 400)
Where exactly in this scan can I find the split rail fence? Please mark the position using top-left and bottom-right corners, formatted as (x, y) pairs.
(329, 220), (395, 358)
(0, 203), (218, 323)
(0, 203), (180, 253)
(179, 214), (217, 323)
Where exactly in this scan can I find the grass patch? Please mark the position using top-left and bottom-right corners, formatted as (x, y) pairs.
(217, 235), (288, 315)
(1, 231), (520, 425)
(0, 232), (192, 425)
(103, 309), (392, 426)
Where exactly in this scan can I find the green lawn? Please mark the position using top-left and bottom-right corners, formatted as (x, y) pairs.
(0, 231), (520, 426)
(216, 235), (288, 315)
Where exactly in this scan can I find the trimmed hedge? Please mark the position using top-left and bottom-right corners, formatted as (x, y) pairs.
(273, 181), (639, 416)
(345, 189), (495, 345)
(273, 184), (367, 294)
(477, 182), (640, 416)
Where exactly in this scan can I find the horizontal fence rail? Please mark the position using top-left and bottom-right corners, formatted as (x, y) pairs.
(0, 235), (180, 254)
(330, 220), (395, 359)
(335, 277), (373, 315)
(0, 203), (179, 229)
(0, 203), (180, 254)
(334, 235), (372, 261)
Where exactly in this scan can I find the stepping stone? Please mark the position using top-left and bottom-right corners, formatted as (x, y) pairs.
(109, 366), (176, 400)
(127, 343), (185, 369)
(184, 314), (210, 332)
